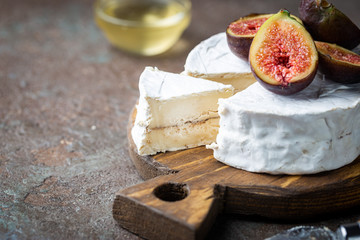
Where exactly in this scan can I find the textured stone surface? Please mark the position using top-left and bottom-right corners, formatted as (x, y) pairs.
(1, 0), (359, 239)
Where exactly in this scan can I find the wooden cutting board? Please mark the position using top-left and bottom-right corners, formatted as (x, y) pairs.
(113, 107), (360, 240)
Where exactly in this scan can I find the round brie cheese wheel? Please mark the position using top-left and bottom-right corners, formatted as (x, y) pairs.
(184, 33), (251, 76)
(208, 75), (360, 175)
(183, 33), (255, 92)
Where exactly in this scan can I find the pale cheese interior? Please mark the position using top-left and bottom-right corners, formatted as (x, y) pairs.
(147, 90), (233, 128)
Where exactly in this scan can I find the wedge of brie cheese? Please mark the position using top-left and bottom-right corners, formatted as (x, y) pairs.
(184, 32), (256, 92)
(208, 75), (360, 175)
(132, 67), (234, 156)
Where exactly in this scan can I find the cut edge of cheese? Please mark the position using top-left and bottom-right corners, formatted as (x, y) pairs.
(133, 118), (220, 155)
(132, 67), (234, 156)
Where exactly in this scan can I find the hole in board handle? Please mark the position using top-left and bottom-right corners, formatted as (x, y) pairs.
(153, 182), (189, 202)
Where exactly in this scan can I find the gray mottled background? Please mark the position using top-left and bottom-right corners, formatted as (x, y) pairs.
(1, 0), (360, 239)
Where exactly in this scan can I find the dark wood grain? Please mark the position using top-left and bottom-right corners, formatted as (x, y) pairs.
(113, 107), (360, 240)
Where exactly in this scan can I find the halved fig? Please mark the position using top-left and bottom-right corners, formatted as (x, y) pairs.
(249, 9), (318, 95)
(299, 0), (360, 49)
(315, 41), (360, 84)
(226, 14), (272, 60)
(227, 13), (303, 60)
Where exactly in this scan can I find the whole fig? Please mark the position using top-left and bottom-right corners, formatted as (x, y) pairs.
(299, 0), (360, 49)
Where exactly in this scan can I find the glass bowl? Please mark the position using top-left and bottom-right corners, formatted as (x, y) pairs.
(94, 0), (191, 56)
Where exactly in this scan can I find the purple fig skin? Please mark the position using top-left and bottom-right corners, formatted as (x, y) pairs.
(316, 41), (360, 84)
(299, 0), (360, 49)
(250, 63), (318, 95)
(226, 34), (253, 61)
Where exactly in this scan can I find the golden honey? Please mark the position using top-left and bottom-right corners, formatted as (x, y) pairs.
(95, 0), (191, 56)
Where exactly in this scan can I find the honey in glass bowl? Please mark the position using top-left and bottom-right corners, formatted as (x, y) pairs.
(95, 0), (191, 56)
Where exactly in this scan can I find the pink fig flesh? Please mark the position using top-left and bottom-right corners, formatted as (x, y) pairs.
(226, 14), (272, 60)
(249, 10), (318, 95)
(316, 41), (360, 84)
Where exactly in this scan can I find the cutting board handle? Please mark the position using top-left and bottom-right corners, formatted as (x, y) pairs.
(113, 174), (221, 240)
